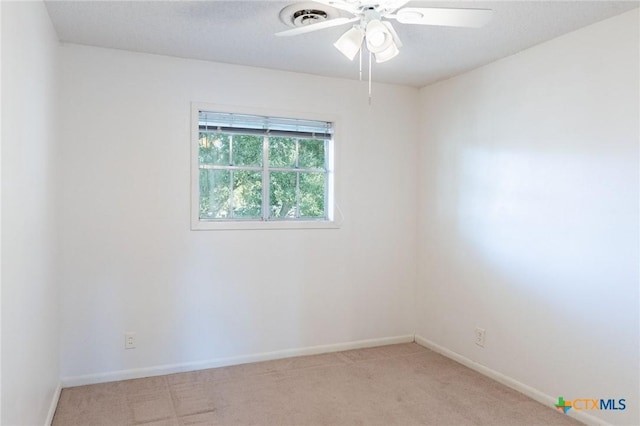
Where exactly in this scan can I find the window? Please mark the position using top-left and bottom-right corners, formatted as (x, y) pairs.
(191, 105), (337, 230)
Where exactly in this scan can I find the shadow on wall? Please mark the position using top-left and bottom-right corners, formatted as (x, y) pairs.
(421, 139), (638, 416)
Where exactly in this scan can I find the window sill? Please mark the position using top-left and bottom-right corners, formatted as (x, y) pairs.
(191, 219), (340, 231)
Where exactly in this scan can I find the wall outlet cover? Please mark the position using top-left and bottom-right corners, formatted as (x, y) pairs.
(125, 332), (136, 349)
(475, 327), (485, 348)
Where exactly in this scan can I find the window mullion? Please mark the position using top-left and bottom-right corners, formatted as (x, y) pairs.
(266, 166), (323, 173)
(262, 136), (269, 221)
(295, 139), (300, 218)
(229, 170), (234, 218)
(229, 135), (234, 218)
(324, 139), (329, 220)
(296, 171), (300, 219)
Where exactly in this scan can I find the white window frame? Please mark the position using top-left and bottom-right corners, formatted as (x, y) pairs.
(191, 103), (339, 230)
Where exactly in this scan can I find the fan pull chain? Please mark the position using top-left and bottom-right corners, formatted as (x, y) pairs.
(368, 50), (372, 105)
(359, 47), (362, 81)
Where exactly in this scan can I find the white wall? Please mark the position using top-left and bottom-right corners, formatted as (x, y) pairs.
(416, 9), (638, 426)
(58, 45), (419, 380)
(1, 2), (61, 425)
(5, 4), (634, 424)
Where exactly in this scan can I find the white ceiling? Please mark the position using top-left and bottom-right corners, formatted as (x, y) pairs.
(44, 0), (638, 87)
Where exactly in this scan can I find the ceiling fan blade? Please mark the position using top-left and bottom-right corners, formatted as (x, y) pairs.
(394, 7), (493, 28)
(310, 0), (360, 14)
(275, 17), (358, 37)
(382, 0), (411, 14)
(382, 21), (403, 48)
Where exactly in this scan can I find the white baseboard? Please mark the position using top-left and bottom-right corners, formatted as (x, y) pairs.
(45, 382), (62, 426)
(62, 334), (414, 388)
(414, 335), (611, 426)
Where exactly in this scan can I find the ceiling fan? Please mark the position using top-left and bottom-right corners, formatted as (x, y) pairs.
(276, 0), (493, 64)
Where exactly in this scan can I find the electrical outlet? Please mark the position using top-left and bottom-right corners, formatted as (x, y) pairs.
(125, 332), (136, 349)
(475, 327), (486, 348)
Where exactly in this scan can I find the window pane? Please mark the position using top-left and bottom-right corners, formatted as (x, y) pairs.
(298, 139), (325, 169)
(269, 137), (296, 168)
(233, 171), (262, 218)
(299, 173), (326, 218)
(199, 133), (230, 165)
(232, 134), (262, 166)
(196, 110), (333, 226)
(199, 169), (230, 219)
(270, 172), (297, 219)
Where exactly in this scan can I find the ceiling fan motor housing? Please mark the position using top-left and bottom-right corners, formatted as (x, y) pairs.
(279, 2), (342, 27)
(293, 9), (328, 26)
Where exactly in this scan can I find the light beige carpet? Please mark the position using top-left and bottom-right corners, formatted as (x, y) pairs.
(52, 343), (582, 425)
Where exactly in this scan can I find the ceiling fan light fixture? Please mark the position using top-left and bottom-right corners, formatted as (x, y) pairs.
(382, 21), (403, 48)
(365, 19), (393, 53)
(334, 26), (364, 60)
(374, 41), (399, 63)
